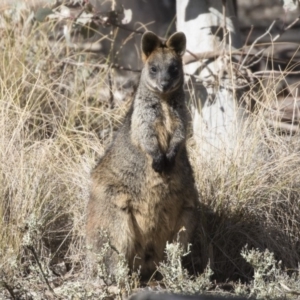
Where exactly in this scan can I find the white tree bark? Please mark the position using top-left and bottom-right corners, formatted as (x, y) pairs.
(177, 0), (249, 159)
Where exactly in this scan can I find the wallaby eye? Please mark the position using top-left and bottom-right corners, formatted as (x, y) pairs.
(150, 66), (157, 74)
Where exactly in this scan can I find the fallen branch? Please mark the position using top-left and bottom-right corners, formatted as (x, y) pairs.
(240, 20), (277, 69)
(1, 281), (16, 300)
(183, 15), (300, 70)
(242, 15), (300, 69)
(253, 69), (300, 76)
(27, 245), (55, 295)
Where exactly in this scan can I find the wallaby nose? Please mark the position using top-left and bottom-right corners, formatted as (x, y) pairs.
(160, 81), (170, 92)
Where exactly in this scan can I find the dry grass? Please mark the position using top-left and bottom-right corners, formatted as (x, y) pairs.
(1, 4), (300, 300)
(0, 7), (131, 298)
(189, 76), (300, 282)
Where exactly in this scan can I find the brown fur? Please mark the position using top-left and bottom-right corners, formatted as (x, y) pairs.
(86, 32), (199, 279)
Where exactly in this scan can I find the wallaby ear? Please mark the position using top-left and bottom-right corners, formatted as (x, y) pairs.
(141, 31), (161, 60)
(166, 32), (186, 56)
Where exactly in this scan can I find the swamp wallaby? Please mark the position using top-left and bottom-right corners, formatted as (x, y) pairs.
(86, 31), (199, 279)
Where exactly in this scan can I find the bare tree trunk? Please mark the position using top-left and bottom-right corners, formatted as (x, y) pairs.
(177, 0), (249, 159)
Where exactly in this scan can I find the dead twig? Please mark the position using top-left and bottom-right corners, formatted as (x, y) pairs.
(240, 20), (277, 69)
(108, 68), (114, 108)
(273, 16), (300, 42)
(27, 245), (55, 295)
(253, 70), (300, 76)
(238, 25), (254, 66)
(183, 46), (299, 68)
(73, 5), (86, 24)
(222, 0), (228, 44)
(1, 281), (16, 300)
(265, 118), (299, 132)
(183, 50), (228, 65)
(242, 16), (300, 69)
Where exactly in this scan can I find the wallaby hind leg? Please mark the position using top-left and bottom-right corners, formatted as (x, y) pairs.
(86, 185), (135, 278)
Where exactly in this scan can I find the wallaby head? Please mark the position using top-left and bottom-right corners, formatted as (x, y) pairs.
(141, 31), (186, 94)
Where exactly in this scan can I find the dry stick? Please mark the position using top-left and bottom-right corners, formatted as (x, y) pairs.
(108, 68), (114, 108)
(254, 69), (300, 76)
(279, 282), (300, 295)
(265, 118), (299, 132)
(240, 20), (277, 69)
(183, 49), (233, 65)
(279, 64), (299, 137)
(63, 4), (300, 76)
(238, 25), (254, 65)
(27, 245), (55, 294)
(183, 48), (264, 69)
(222, 0), (227, 44)
(282, 31), (300, 72)
(243, 16), (300, 69)
(184, 49), (217, 78)
(73, 5), (86, 24)
(2, 281), (16, 300)
(184, 15), (300, 68)
(272, 15), (300, 43)
(63, 14), (298, 76)
(183, 46), (299, 67)
(245, 53), (267, 69)
(107, 26), (117, 108)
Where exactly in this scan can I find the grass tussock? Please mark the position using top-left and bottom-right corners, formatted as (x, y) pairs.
(1, 4), (300, 300)
(0, 7), (131, 299)
(189, 73), (300, 288)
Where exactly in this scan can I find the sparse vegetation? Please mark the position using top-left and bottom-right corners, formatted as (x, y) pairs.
(1, 2), (300, 300)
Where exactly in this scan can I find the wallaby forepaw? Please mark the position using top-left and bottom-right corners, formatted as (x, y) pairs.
(165, 149), (177, 171)
(152, 155), (166, 173)
(166, 150), (176, 164)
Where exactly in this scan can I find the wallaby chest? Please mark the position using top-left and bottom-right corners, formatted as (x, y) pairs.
(154, 101), (178, 152)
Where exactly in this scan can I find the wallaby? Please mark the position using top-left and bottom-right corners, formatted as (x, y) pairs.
(86, 31), (199, 279)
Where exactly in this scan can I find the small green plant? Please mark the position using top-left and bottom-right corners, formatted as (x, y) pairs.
(158, 240), (213, 295)
(241, 245), (300, 299)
